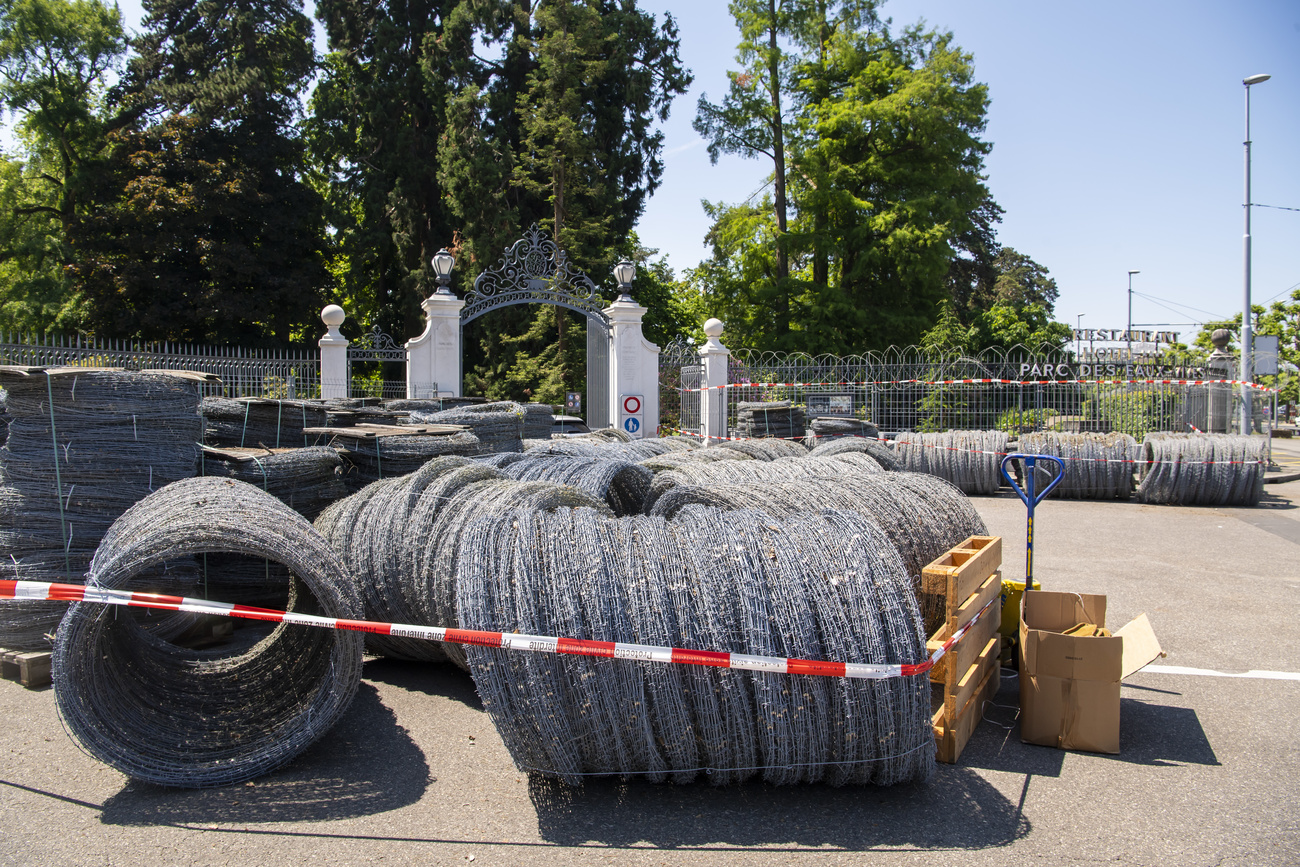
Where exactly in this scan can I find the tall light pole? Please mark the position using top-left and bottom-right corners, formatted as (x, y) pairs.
(1241, 73), (1271, 434)
(1126, 270), (1140, 363)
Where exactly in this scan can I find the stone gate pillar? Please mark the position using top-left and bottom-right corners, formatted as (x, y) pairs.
(407, 292), (465, 399)
(605, 297), (659, 438)
(699, 318), (729, 444)
(319, 305), (350, 399)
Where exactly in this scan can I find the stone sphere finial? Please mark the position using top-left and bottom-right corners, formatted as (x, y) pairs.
(1210, 328), (1231, 351)
(321, 305), (346, 328)
(703, 318), (724, 339)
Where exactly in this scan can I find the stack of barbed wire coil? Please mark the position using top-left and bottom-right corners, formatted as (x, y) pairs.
(202, 398), (330, 448)
(53, 477), (364, 788)
(733, 400), (805, 439)
(639, 448), (754, 472)
(892, 430), (1009, 495)
(339, 430), (480, 489)
(524, 437), (686, 461)
(410, 401), (525, 454)
(0, 370), (201, 651)
(380, 399), (443, 413)
(1018, 432), (1139, 500)
(806, 417), (880, 446)
(716, 439), (810, 460)
(314, 457), (605, 663)
(488, 454), (652, 516)
(808, 436), (900, 471)
(523, 403), (555, 439)
(0, 390), (8, 446)
(455, 504), (934, 786)
(1137, 432), (1267, 506)
(642, 455), (886, 513)
(198, 446), (348, 519)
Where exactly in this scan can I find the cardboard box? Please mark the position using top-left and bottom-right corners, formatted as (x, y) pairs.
(1019, 590), (1163, 754)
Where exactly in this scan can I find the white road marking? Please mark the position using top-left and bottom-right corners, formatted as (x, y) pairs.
(1139, 664), (1300, 682)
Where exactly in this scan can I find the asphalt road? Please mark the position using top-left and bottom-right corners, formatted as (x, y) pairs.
(2, 484), (1298, 866)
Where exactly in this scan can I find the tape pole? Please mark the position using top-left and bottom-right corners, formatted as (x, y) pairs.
(0, 579), (996, 681)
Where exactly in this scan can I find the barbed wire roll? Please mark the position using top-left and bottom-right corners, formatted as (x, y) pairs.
(197, 446), (347, 519)
(202, 398), (331, 448)
(638, 448), (755, 472)
(456, 505), (932, 787)
(410, 402), (525, 454)
(641, 454), (884, 513)
(734, 400), (805, 439)
(1018, 432), (1139, 500)
(808, 436), (900, 471)
(0, 370), (202, 651)
(1137, 433), (1266, 506)
(523, 403), (556, 439)
(716, 438), (810, 460)
(494, 454), (653, 516)
(53, 476), (364, 788)
(647, 471), (986, 634)
(523, 437), (682, 460)
(339, 430), (480, 489)
(892, 430), (1008, 495)
(806, 417), (880, 446)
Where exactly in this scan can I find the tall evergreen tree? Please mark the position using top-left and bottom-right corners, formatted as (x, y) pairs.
(70, 0), (325, 344)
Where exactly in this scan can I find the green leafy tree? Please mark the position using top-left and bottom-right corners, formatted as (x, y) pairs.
(0, 0), (124, 331)
(71, 0), (325, 344)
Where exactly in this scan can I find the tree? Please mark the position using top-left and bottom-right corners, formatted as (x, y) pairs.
(71, 0), (325, 344)
(0, 0), (124, 331)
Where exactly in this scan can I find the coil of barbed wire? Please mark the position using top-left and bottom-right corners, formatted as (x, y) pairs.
(53, 476), (364, 788)
(892, 430), (1009, 495)
(0, 371), (202, 651)
(733, 400), (805, 439)
(715, 438), (810, 460)
(1137, 433), (1266, 506)
(641, 454), (886, 513)
(455, 504), (934, 787)
(807, 436), (900, 470)
(410, 401), (526, 454)
(198, 445), (347, 520)
(647, 471), (987, 634)
(490, 454), (653, 516)
(338, 430), (480, 489)
(1018, 432), (1139, 500)
(806, 417), (880, 446)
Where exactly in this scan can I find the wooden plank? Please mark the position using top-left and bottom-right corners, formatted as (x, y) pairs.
(16, 652), (51, 689)
(928, 592), (1001, 684)
(947, 570), (1002, 636)
(934, 657), (1000, 764)
(944, 636), (1000, 719)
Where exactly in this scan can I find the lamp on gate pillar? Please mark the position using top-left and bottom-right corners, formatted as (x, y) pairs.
(431, 248), (456, 296)
(613, 260), (636, 303)
(1241, 72), (1271, 435)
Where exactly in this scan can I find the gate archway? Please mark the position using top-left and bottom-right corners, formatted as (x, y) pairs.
(460, 224), (611, 429)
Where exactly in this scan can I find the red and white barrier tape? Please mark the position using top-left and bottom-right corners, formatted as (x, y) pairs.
(680, 377), (1277, 393)
(0, 579), (993, 681)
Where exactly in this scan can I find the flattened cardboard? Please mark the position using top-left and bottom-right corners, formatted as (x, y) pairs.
(1019, 589), (1163, 755)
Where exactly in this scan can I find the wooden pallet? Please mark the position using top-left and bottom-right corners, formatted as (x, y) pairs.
(0, 648), (52, 689)
(922, 535), (1003, 764)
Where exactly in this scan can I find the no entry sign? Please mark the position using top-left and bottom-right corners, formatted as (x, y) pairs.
(620, 394), (644, 439)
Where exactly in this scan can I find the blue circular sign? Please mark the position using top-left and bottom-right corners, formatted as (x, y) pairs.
(623, 417), (641, 433)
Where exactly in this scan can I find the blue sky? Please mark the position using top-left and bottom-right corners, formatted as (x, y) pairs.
(110, 0), (1299, 345)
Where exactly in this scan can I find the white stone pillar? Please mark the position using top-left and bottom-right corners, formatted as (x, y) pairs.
(318, 305), (350, 399)
(605, 298), (660, 438)
(699, 317), (729, 444)
(406, 292), (465, 399)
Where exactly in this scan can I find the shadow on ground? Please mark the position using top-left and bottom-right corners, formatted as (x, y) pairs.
(526, 764), (1030, 851)
(361, 656), (483, 710)
(98, 682), (431, 826)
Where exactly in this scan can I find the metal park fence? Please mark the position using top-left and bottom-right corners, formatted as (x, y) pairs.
(0, 332), (321, 398)
(661, 343), (1276, 440)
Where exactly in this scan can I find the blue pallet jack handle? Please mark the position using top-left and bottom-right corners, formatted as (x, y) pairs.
(1000, 453), (1065, 588)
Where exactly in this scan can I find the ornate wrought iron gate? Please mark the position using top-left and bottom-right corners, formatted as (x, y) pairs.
(346, 326), (408, 398)
(461, 224), (612, 428)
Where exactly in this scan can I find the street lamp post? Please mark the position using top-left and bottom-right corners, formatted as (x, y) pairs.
(1241, 72), (1271, 435)
(1126, 270), (1139, 363)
